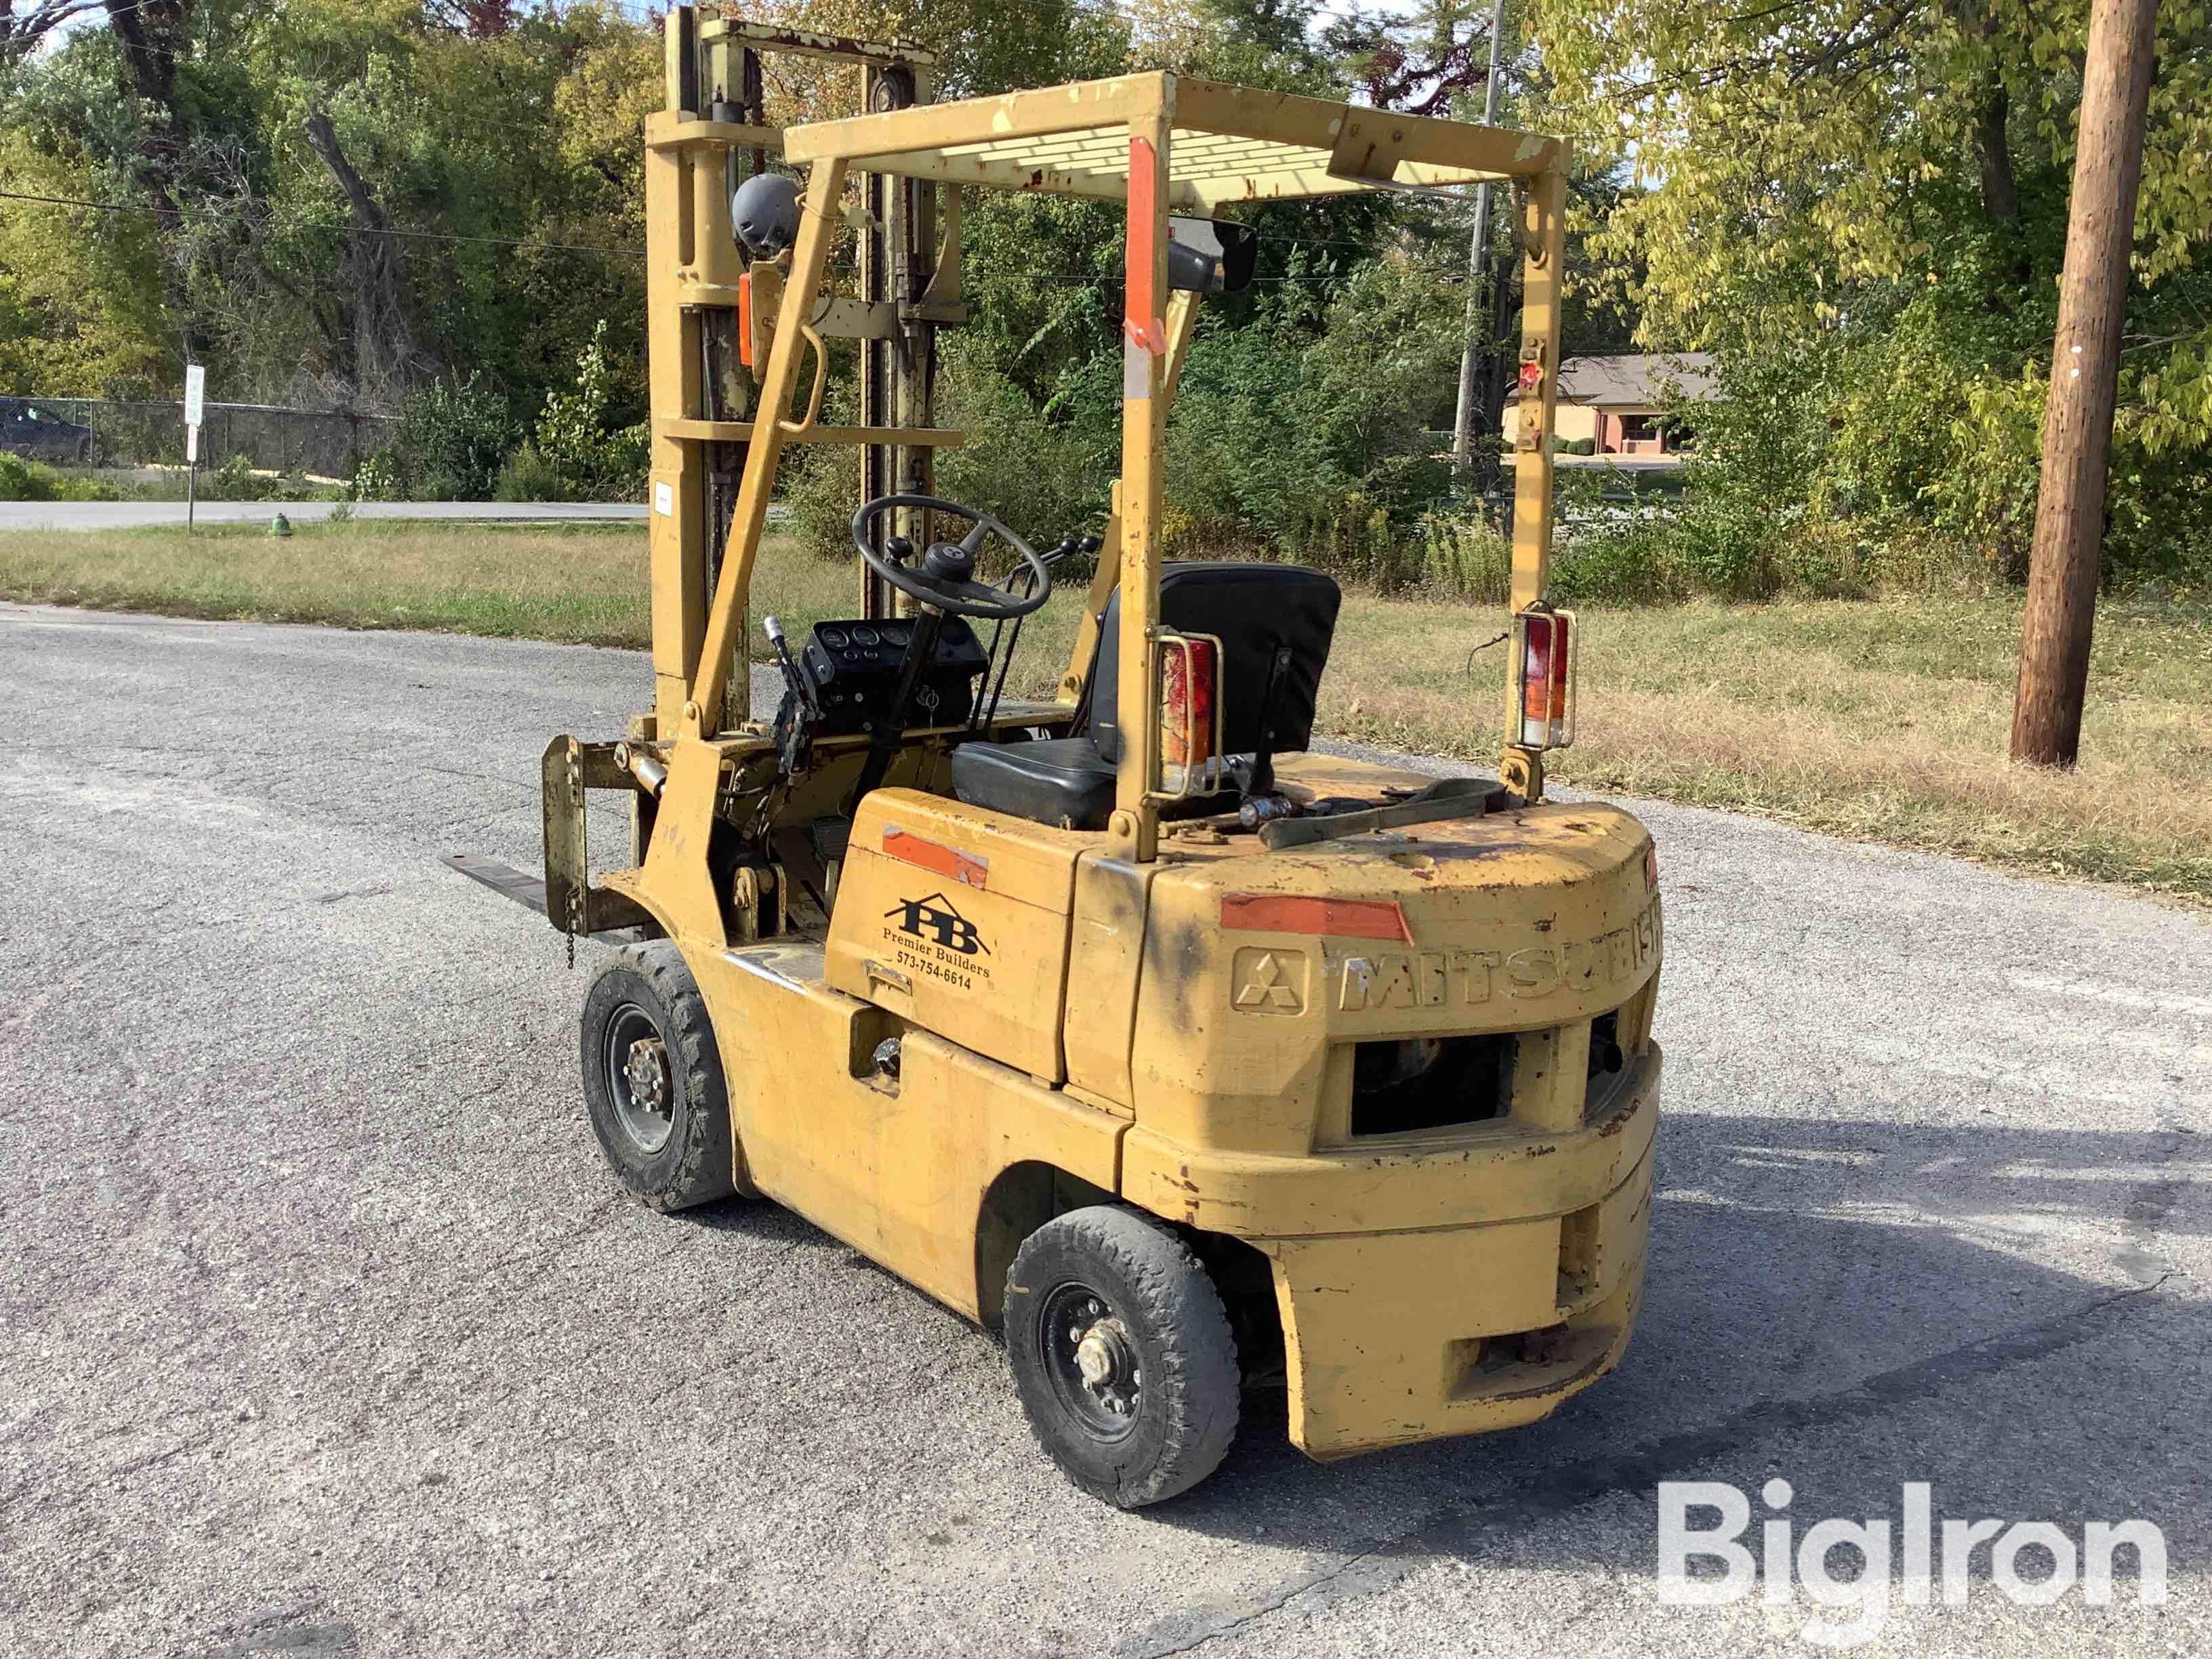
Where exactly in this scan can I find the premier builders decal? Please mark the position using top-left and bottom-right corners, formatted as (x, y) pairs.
(884, 891), (994, 992)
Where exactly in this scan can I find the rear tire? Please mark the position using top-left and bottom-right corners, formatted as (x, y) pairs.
(579, 941), (745, 1210)
(1005, 1206), (1240, 1508)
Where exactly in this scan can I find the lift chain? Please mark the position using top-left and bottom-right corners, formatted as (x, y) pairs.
(565, 745), (584, 970)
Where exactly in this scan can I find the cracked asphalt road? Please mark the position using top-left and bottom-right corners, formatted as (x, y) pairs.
(1, 601), (2206, 1657)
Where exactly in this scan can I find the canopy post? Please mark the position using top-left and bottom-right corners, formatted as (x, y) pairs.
(1499, 154), (1568, 802)
(1106, 79), (1175, 864)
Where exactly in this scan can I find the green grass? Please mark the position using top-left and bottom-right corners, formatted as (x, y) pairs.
(5, 520), (2208, 903)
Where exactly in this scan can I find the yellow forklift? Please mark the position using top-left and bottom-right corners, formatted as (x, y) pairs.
(473, 14), (1664, 1508)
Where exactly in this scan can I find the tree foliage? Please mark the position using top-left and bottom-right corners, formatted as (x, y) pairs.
(8, 0), (2203, 589)
(1530, 0), (2212, 584)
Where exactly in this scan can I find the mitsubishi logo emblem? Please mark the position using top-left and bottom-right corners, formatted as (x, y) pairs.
(1232, 948), (1305, 1015)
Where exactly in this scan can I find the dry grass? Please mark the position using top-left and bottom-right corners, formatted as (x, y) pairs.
(0, 518), (663, 645)
(1324, 594), (2212, 901)
(5, 523), (2207, 901)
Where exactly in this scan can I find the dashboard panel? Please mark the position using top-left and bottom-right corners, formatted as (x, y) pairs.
(796, 616), (990, 734)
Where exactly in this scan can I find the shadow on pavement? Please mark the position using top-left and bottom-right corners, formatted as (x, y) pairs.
(1124, 1109), (2204, 1626)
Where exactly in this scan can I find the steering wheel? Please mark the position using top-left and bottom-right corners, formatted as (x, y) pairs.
(851, 494), (1053, 621)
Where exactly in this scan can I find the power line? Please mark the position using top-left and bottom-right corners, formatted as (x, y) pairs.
(2, 184), (1439, 271)
(0, 188), (644, 256)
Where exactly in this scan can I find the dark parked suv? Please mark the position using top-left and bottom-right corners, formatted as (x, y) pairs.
(0, 398), (98, 464)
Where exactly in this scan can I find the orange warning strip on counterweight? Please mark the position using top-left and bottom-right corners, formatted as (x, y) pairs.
(1219, 893), (1412, 943)
(882, 827), (990, 890)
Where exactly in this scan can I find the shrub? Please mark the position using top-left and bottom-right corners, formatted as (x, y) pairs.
(492, 441), (571, 503)
(1415, 514), (1513, 601)
(928, 350), (1115, 567)
(356, 374), (516, 501)
(0, 451), (48, 500)
(519, 319), (651, 501)
(0, 451), (120, 501)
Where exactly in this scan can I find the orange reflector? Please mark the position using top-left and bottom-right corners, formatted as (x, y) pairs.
(1644, 840), (1660, 890)
(1221, 893), (1413, 943)
(738, 272), (755, 369)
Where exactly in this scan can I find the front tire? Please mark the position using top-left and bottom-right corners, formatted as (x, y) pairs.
(579, 941), (745, 1210)
(1005, 1206), (1240, 1508)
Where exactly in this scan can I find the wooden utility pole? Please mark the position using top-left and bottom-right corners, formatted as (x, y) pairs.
(1449, 0), (1511, 478)
(2010, 0), (2160, 767)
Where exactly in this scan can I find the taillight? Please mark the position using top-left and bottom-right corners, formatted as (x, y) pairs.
(1516, 607), (1576, 749)
(1158, 632), (1223, 796)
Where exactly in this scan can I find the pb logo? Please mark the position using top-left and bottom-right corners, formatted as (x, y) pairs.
(886, 892), (991, 957)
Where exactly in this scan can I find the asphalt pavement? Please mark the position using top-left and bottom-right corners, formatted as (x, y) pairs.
(0, 501), (649, 533)
(0, 602), (2205, 1657)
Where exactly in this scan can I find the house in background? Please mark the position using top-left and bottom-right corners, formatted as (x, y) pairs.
(1509, 352), (1715, 456)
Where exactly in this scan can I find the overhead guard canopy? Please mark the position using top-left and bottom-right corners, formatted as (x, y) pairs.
(779, 72), (1564, 210)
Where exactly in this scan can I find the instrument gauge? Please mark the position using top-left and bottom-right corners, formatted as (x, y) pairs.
(851, 625), (881, 647)
(819, 626), (849, 649)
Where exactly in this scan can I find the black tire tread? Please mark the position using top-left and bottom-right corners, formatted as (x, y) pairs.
(579, 941), (746, 1211)
(1006, 1204), (1240, 1508)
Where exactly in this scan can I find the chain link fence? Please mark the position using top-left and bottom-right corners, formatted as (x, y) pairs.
(3, 396), (393, 480)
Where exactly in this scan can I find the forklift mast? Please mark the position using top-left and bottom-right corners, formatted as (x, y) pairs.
(642, 7), (956, 740)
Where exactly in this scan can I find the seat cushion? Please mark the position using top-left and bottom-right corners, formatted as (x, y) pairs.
(949, 737), (1242, 831)
(949, 738), (1118, 831)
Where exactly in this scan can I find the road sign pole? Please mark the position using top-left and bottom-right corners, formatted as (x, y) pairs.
(183, 364), (205, 537)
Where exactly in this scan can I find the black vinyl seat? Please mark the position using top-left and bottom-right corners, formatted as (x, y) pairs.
(948, 735), (1124, 830)
(949, 562), (1340, 831)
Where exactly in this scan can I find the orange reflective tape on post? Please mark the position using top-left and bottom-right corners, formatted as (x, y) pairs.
(1124, 135), (1166, 396)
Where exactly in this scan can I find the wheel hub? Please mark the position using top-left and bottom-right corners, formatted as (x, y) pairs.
(1048, 1291), (1142, 1425)
(602, 1002), (677, 1156)
(623, 1036), (670, 1115)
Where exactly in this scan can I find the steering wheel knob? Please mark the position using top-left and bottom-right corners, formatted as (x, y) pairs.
(922, 542), (976, 583)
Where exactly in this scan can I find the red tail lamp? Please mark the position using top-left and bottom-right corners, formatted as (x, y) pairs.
(1516, 607), (1576, 750)
(1158, 631), (1223, 796)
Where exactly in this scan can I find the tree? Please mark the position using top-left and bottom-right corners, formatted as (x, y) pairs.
(1528, 0), (2212, 585)
(1324, 0), (1502, 115)
(0, 0), (104, 60)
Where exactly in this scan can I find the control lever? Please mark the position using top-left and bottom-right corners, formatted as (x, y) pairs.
(764, 616), (815, 712)
(763, 615), (817, 774)
(1040, 533), (1102, 567)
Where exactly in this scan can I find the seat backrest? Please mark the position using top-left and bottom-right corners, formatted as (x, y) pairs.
(1088, 562), (1340, 764)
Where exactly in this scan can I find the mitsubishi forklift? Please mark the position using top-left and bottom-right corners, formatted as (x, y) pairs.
(480, 12), (1664, 1508)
